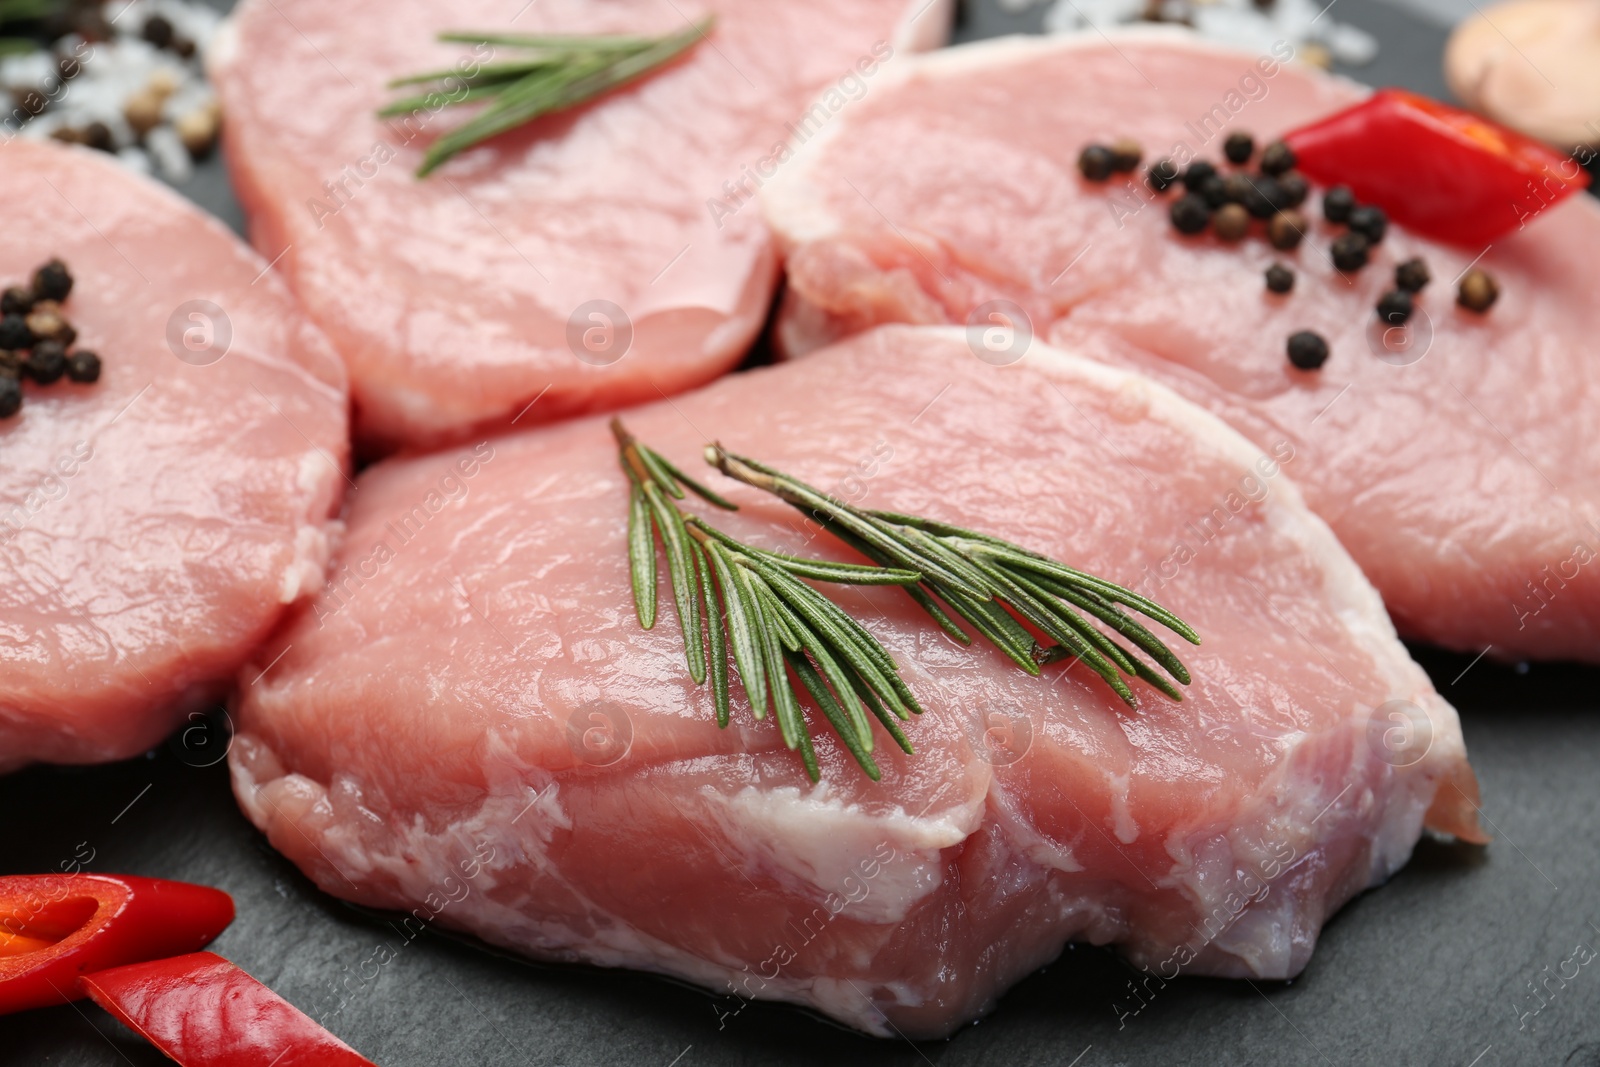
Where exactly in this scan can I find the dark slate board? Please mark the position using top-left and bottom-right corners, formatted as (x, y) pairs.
(6, 2), (1599, 1065)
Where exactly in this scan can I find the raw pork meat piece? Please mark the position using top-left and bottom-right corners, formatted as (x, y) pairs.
(0, 140), (348, 772)
(211, 0), (951, 451)
(233, 325), (1482, 1038)
(762, 31), (1600, 663)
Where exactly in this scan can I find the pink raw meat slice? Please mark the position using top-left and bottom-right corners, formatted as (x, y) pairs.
(211, 0), (950, 452)
(0, 140), (348, 772)
(761, 31), (1600, 664)
(232, 325), (1482, 1038)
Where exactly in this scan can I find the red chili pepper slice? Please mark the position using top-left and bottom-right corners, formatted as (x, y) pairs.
(0, 874), (234, 1015)
(82, 952), (380, 1067)
(1283, 88), (1590, 247)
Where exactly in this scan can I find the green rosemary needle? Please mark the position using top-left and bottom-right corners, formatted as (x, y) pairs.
(614, 420), (923, 783)
(383, 17), (714, 177)
(704, 445), (1201, 709)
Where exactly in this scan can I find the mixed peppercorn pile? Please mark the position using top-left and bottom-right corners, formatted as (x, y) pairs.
(0, 259), (100, 419)
(1077, 132), (1500, 372)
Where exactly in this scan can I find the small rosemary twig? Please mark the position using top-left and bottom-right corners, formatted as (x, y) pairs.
(615, 420), (922, 783)
(705, 445), (1201, 709)
(383, 17), (714, 178)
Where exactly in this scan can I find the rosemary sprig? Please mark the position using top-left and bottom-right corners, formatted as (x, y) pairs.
(614, 420), (924, 783)
(704, 446), (1201, 709)
(0, 0), (60, 55)
(383, 17), (714, 178)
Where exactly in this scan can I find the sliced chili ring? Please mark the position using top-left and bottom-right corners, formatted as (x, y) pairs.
(0, 874), (234, 1015)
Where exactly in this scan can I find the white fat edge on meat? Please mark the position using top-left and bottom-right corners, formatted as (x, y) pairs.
(698, 779), (982, 925)
(229, 736), (910, 1038)
(893, 327), (1472, 978)
(891, 0), (957, 52)
(760, 26), (1376, 248)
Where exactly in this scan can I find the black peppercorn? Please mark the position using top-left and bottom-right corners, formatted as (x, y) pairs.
(1147, 158), (1179, 193)
(1322, 185), (1355, 224)
(1376, 290), (1413, 325)
(1169, 193), (1211, 235)
(1268, 209), (1306, 250)
(1213, 203), (1250, 242)
(26, 340), (67, 384)
(1224, 131), (1255, 164)
(1078, 144), (1115, 181)
(66, 349), (101, 383)
(1348, 204), (1388, 243)
(84, 121), (114, 152)
(1395, 257), (1431, 293)
(1277, 171), (1309, 208)
(1200, 174), (1229, 208)
(1221, 173), (1254, 205)
(142, 15), (175, 49)
(1259, 141), (1296, 176)
(1109, 138), (1142, 172)
(1245, 175), (1283, 219)
(1331, 231), (1370, 272)
(1287, 330), (1329, 370)
(0, 350), (19, 376)
(32, 258), (73, 301)
(1458, 268), (1499, 312)
(173, 37), (197, 60)
(1182, 160), (1218, 192)
(1, 286), (33, 316)
(0, 374), (20, 419)
(0, 314), (31, 350)
(1265, 262), (1295, 293)
(56, 54), (81, 82)
(25, 305), (74, 347)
